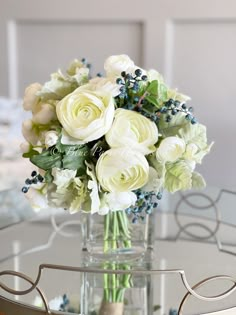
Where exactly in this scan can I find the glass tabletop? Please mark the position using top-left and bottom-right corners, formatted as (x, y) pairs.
(1, 187), (236, 314)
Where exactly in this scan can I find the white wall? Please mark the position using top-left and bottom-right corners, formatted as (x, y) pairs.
(0, 0), (236, 188)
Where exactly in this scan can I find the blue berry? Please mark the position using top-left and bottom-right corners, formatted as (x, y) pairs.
(191, 117), (197, 124)
(22, 186), (28, 193)
(97, 72), (102, 77)
(126, 208), (132, 215)
(119, 86), (126, 93)
(156, 192), (162, 200)
(121, 71), (126, 77)
(135, 68), (142, 77)
(185, 114), (193, 121)
(31, 171), (37, 177)
(141, 75), (148, 81)
(32, 177), (38, 184)
(81, 58), (86, 63)
(37, 174), (44, 182)
(132, 217), (138, 224)
(182, 104), (187, 110)
(171, 109), (178, 115)
(25, 178), (32, 185)
(160, 106), (167, 113)
(145, 207), (152, 214)
(116, 78), (123, 84)
(125, 73), (132, 80)
(174, 100), (180, 106)
(166, 115), (171, 122)
(132, 207), (139, 213)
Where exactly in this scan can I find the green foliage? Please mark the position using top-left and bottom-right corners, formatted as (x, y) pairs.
(44, 170), (53, 183)
(164, 161), (192, 193)
(30, 149), (62, 170)
(62, 145), (90, 174)
(22, 148), (39, 159)
(30, 138), (90, 176)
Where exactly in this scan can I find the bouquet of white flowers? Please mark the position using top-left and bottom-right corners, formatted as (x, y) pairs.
(21, 54), (212, 255)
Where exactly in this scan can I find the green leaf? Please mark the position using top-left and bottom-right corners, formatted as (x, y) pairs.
(191, 172), (206, 189)
(178, 123), (208, 149)
(159, 83), (168, 101)
(30, 150), (62, 170)
(23, 149), (39, 158)
(142, 103), (156, 113)
(146, 80), (158, 95)
(146, 95), (159, 107)
(62, 146), (90, 175)
(164, 161), (192, 193)
(44, 170), (53, 183)
(159, 112), (188, 137)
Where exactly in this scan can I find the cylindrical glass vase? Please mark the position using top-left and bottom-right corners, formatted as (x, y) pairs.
(81, 210), (151, 262)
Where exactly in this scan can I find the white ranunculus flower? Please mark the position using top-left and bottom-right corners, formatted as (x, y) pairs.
(32, 103), (57, 125)
(96, 148), (149, 192)
(23, 83), (42, 111)
(56, 87), (115, 144)
(86, 77), (120, 96)
(22, 119), (38, 145)
(20, 141), (30, 153)
(106, 108), (158, 155)
(104, 54), (136, 77)
(44, 131), (59, 148)
(105, 191), (137, 211)
(156, 136), (186, 162)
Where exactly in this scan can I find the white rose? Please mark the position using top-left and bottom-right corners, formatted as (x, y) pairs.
(23, 83), (42, 112)
(22, 119), (38, 145)
(45, 131), (59, 148)
(56, 87), (115, 144)
(20, 141), (30, 153)
(96, 148), (149, 192)
(106, 108), (158, 155)
(32, 103), (57, 125)
(104, 54), (135, 77)
(156, 136), (186, 162)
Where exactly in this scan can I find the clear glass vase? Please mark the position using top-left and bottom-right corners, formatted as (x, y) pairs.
(81, 210), (151, 262)
(80, 263), (152, 315)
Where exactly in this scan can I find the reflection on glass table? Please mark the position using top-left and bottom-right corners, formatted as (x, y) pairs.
(0, 187), (236, 314)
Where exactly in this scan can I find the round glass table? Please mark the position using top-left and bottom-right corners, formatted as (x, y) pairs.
(0, 187), (236, 315)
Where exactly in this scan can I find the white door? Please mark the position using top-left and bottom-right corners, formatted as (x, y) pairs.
(0, 0), (236, 187)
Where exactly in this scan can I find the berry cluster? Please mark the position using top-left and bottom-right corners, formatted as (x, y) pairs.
(21, 171), (44, 193)
(159, 99), (197, 124)
(126, 189), (162, 223)
(115, 68), (148, 109)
